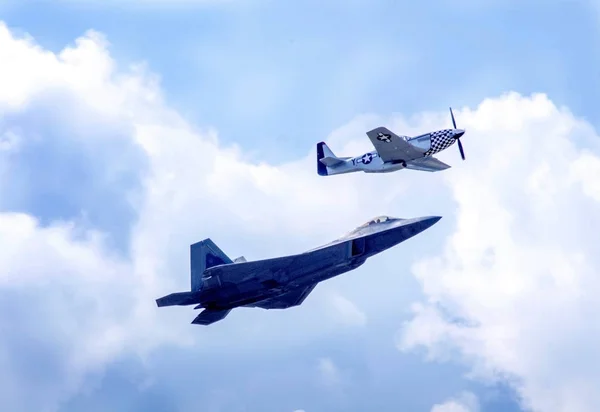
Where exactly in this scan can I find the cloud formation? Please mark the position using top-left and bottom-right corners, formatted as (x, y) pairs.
(1, 18), (599, 412)
(398, 94), (600, 412)
(431, 391), (479, 412)
(0, 21), (444, 411)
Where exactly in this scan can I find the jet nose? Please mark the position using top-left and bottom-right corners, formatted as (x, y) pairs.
(453, 129), (465, 139)
(398, 215), (442, 236)
(366, 216), (443, 254)
(417, 216), (442, 231)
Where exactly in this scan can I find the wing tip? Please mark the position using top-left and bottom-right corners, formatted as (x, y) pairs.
(366, 126), (387, 135)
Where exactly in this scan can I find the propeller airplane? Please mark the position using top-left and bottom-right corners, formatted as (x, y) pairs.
(317, 107), (466, 176)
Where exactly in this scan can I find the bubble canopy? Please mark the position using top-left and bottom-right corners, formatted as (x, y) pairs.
(356, 215), (398, 229)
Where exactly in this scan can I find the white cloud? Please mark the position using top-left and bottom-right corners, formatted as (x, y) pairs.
(397, 93), (600, 412)
(326, 292), (368, 327)
(317, 357), (341, 387)
(431, 391), (479, 412)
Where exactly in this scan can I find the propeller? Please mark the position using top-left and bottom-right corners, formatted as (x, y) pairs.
(449, 107), (465, 160)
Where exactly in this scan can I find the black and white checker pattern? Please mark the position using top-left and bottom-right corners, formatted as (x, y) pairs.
(424, 129), (455, 156)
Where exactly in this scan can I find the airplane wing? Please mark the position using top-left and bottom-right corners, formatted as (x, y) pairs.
(191, 308), (232, 325)
(366, 126), (427, 162)
(405, 156), (451, 172)
(246, 283), (318, 309)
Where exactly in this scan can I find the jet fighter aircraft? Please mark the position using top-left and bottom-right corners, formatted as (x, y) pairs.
(156, 215), (441, 325)
(317, 107), (466, 176)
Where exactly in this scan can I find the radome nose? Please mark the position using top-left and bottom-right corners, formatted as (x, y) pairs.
(453, 129), (465, 139)
(400, 216), (442, 236)
(418, 216), (442, 230)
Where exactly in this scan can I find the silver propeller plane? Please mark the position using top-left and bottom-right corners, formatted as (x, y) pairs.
(317, 107), (466, 176)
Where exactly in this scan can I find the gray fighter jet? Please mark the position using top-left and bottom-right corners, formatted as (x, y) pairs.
(317, 107), (466, 176)
(156, 215), (441, 325)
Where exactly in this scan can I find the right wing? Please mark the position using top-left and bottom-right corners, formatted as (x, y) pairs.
(366, 127), (427, 162)
(405, 156), (451, 172)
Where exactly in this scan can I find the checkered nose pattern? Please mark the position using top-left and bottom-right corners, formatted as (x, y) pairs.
(426, 129), (456, 155)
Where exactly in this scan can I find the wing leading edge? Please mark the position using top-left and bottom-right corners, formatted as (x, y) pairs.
(366, 127), (426, 162)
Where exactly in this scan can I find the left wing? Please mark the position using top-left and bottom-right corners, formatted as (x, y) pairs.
(405, 156), (451, 172)
(245, 283), (318, 309)
(366, 127), (427, 162)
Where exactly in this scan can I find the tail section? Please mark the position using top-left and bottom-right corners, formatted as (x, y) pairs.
(156, 238), (233, 308)
(190, 238), (233, 292)
(316, 142), (345, 176)
(156, 291), (200, 307)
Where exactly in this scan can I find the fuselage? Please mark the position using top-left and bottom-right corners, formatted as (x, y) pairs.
(331, 128), (460, 175)
(198, 255), (366, 310)
(196, 216), (440, 310)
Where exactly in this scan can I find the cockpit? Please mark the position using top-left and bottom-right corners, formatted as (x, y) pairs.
(333, 215), (399, 241)
(408, 133), (431, 151)
(356, 215), (395, 229)
(308, 215), (403, 250)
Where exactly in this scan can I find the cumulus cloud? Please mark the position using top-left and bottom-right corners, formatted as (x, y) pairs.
(398, 93), (600, 412)
(430, 392), (479, 412)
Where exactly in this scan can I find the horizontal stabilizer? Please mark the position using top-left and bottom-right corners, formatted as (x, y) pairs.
(156, 291), (200, 307)
(234, 256), (247, 263)
(319, 156), (345, 167)
(191, 308), (232, 325)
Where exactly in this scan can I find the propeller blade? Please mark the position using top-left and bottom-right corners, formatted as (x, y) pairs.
(450, 107), (457, 129)
(457, 138), (465, 160)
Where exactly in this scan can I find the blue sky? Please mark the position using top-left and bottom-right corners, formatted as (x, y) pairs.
(3, 0), (598, 163)
(1, 1), (600, 412)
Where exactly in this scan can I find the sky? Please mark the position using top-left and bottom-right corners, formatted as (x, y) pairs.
(0, 1), (599, 411)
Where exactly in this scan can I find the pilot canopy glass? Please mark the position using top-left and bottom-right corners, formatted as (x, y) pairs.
(357, 215), (394, 229)
(409, 133), (431, 151)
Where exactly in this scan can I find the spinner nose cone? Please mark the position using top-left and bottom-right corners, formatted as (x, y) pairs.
(453, 129), (465, 139)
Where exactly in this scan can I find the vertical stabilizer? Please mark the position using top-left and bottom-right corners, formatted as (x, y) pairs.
(317, 142), (345, 176)
(190, 239), (233, 292)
